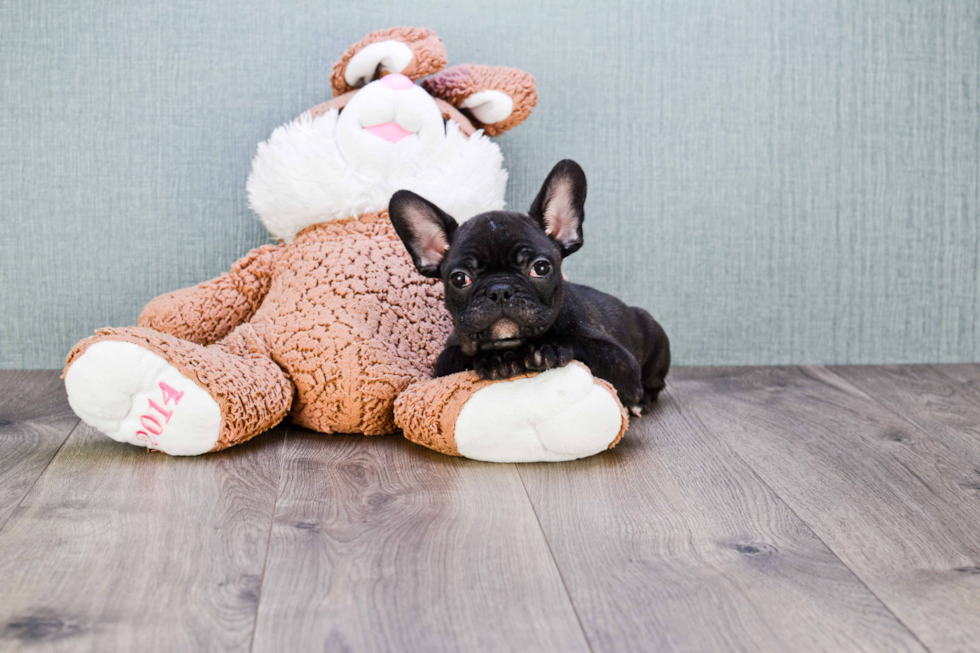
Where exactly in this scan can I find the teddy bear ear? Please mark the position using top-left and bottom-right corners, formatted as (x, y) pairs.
(421, 65), (538, 137)
(331, 27), (448, 97)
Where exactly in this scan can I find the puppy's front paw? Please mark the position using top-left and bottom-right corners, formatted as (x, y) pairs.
(474, 350), (526, 380)
(620, 382), (645, 412)
(523, 342), (573, 372)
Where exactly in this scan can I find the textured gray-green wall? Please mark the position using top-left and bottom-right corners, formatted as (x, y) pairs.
(2, 0), (978, 368)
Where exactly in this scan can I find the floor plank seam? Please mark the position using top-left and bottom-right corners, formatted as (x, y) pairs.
(248, 426), (290, 653)
(515, 465), (596, 653)
(820, 366), (952, 461)
(673, 379), (934, 652)
(0, 416), (81, 535)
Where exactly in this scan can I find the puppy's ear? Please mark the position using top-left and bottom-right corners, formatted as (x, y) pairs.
(389, 191), (459, 277)
(529, 160), (587, 257)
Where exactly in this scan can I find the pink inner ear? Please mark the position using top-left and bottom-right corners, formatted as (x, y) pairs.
(552, 221), (579, 247)
(544, 178), (579, 246)
(364, 122), (414, 143)
(409, 213), (449, 269)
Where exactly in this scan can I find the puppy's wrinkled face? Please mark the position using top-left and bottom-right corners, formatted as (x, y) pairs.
(442, 212), (563, 353)
(389, 159), (588, 355)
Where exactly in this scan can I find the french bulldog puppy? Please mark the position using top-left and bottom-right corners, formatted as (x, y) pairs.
(389, 159), (670, 413)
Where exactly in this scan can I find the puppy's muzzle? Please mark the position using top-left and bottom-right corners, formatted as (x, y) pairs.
(477, 282), (523, 349)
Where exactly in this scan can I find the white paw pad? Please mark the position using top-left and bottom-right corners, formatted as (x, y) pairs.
(454, 363), (624, 463)
(65, 341), (221, 455)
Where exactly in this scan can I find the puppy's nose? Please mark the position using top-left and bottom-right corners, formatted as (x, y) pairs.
(381, 73), (414, 90)
(486, 283), (516, 304)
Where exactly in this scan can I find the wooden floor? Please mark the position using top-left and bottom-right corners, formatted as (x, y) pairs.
(1, 366), (980, 652)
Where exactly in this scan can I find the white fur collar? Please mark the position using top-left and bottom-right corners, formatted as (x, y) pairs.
(246, 109), (508, 242)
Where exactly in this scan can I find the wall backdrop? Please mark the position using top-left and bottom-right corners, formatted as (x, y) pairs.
(2, 0), (978, 368)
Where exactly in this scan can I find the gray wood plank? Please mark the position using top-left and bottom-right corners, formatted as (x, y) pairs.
(675, 365), (980, 653)
(932, 363), (980, 391)
(251, 429), (591, 653)
(0, 423), (286, 652)
(831, 363), (980, 528)
(0, 371), (79, 530)
(518, 388), (926, 653)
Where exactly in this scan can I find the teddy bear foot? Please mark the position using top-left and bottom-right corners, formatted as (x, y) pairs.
(394, 362), (628, 463)
(64, 341), (221, 455)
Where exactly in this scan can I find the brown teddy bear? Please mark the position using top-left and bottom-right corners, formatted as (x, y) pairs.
(63, 27), (628, 461)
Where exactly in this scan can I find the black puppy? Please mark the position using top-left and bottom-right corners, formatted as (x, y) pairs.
(388, 159), (670, 413)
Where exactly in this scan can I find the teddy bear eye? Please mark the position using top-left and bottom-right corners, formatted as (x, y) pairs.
(530, 260), (551, 278)
(450, 271), (472, 288)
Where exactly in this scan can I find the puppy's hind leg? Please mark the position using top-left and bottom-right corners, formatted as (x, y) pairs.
(633, 307), (671, 409)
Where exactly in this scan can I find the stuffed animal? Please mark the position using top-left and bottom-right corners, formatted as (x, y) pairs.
(63, 27), (629, 462)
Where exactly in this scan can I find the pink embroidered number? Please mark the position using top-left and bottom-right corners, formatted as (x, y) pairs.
(147, 399), (173, 422)
(140, 415), (163, 436)
(135, 382), (184, 447)
(159, 382), (183, 406)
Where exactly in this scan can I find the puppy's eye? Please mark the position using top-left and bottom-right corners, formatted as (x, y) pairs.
(450, 271), (472, 288)
(530, 260), (552, 278)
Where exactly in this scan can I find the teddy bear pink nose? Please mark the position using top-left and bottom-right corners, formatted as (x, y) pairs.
(381, 73), (414, 90)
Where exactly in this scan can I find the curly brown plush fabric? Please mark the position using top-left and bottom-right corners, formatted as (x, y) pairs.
(67, 211), (452, 445)
(394, 363), (630, 457)
(138, 244), (282, 346)
(253, 212), (451, 435)
(421, 64), (538, 136)
(393, 370), (480, 456)
(331, 27), (448, 96)
(66, 324), (294, 452)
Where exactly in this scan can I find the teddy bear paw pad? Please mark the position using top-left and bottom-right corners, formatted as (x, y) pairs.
(64, 341), (221, 455)
(454, 363), (625, 463)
